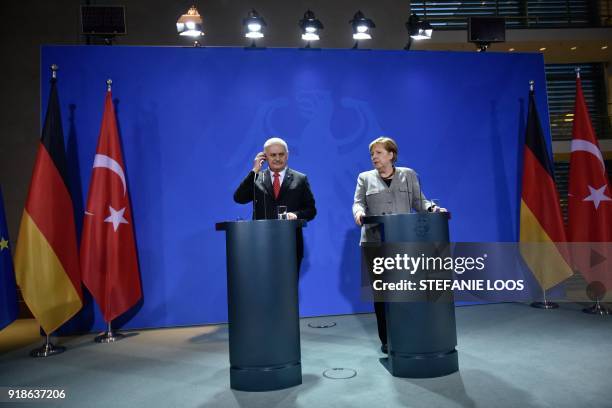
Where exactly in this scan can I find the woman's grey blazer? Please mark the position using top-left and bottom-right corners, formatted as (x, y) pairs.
(352, 167), (434, 243)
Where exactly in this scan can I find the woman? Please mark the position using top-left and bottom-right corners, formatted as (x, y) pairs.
(352, 136), (446, 353)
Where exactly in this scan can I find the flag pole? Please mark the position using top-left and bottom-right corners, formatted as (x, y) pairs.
(82, 77), (141, 342)
(92, 78), (128, 343)
(531, 288), (559, 309)
(28, 65), (72, 357)
(526, 80), (560, 310)
(571, 67), (611, 315)
(29, 331), (66, 358)
(94, 320), (126, 343)
(582, 280), (611, 315)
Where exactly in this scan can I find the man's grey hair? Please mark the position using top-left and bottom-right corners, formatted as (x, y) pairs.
(263, 137), (289, 153)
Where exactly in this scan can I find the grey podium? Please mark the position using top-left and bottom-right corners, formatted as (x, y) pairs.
(216, 219), (305, 391)
(363, 212), (459, 378)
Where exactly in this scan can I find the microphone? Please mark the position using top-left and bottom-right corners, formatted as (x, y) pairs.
(252, 170), (258, 219)
(413, 171), (426, 213)
(262, 169), (268, 219)
(413, 170), (447, 217)
(253, 156), (268, 220)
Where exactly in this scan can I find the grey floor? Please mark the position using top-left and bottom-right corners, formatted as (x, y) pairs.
(1, 303), (611, 408)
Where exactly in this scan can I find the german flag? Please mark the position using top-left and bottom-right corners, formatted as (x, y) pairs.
(14, 72), (82, 334)
(519, 83), (573, 290)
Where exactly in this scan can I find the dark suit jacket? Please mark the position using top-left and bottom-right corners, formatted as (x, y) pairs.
(233, 167), (316, 260)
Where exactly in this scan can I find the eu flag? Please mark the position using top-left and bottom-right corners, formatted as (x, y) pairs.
(0, 186), (18, 330)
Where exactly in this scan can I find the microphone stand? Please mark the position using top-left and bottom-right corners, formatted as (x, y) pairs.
(414, 171), (426, 213)
(262, 169), (268, 219)
(252, 170), (258, 219)
(252, 163), (268, 220)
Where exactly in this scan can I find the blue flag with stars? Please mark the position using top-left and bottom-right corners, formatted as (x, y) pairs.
(0, 186), (18, 330)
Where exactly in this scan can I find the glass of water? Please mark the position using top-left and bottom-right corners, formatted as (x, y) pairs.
(428, 199), (439, 212)
(277, 205), (288, 220)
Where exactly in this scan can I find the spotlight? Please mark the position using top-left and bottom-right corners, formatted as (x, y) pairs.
(350, 11), (375, 48)
(243, 9), (266, 46)
(404, 13), (433, 50)
(176, 5), (204, 44)
(299, 10), (323, 45)
(407, 14), (433, 40)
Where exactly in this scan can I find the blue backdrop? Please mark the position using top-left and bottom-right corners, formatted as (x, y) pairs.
(40, 46), (550, 330)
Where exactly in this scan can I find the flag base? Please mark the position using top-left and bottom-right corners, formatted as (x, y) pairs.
(307, 321), (337, 328)
(94, 330), (126, 343)
(582, 302), (611, 315)
(29, 341), (66, 358)
(530, 301), (559, 309)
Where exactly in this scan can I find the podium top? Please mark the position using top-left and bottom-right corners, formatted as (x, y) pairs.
(215, 219), (307, 231)
(363, 212), (450, 225)
(362, 212), (450, 243)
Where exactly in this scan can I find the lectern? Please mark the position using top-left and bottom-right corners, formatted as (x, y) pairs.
(363, 212), (458, 378)
(216, 219), (305, 391)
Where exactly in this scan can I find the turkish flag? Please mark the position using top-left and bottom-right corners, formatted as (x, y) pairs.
(81, 89), (142, 323)
(567, 74), (612, 291)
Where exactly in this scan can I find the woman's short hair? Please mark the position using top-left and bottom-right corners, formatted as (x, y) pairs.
(369, 137), (398, 163)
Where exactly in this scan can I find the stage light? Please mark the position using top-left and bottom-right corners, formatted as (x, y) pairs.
(243, 9), (266, 43)
(299, 10), (323, 44)
(350, 11), (375, 47)
(407, 14), (433, 41)
(176, 6), (204, 39)
(404, 13), (433, 50)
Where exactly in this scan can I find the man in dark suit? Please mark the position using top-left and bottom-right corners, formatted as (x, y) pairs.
(233, 137), (316, 263)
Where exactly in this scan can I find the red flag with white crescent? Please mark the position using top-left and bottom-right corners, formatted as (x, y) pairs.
(567, 74), (612, 291)
(81, 89), (141, 323)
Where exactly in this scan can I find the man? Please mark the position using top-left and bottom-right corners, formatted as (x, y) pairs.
(234, 137), (316, 263)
